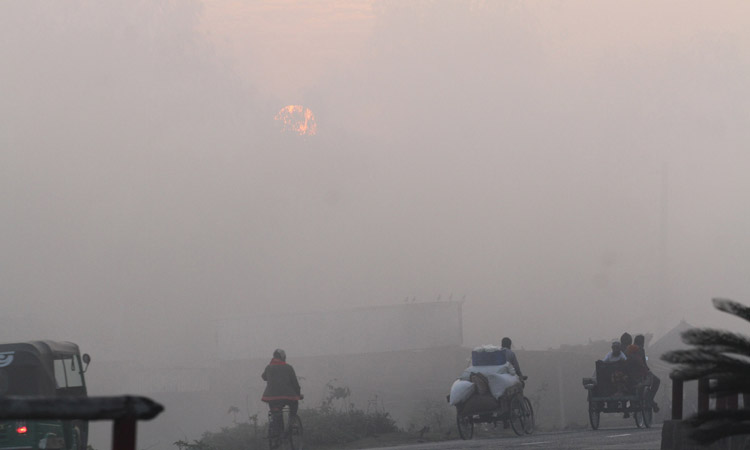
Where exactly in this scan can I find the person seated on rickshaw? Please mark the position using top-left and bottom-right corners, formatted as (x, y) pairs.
(626, 334), (660, 412)
(592, 341), (626, 383)
(602, 341), (627, 363)
(601, 341), (631, 412)
(620, 332), (633, 349)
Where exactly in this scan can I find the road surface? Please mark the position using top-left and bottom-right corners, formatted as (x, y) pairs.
(368, 425), (662, 450)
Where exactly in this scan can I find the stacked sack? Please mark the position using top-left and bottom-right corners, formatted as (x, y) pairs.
(448, 345), (521, 410)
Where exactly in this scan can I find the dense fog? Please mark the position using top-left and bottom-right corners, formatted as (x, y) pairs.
(2, 0), (750, 362)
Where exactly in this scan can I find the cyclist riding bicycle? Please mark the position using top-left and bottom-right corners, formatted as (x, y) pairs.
(262, 349), (303, 417)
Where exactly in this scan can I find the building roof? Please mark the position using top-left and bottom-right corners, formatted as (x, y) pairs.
(648, 320), (694, 357)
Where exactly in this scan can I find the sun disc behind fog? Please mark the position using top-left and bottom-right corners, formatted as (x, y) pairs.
(275, 105), (318, 136)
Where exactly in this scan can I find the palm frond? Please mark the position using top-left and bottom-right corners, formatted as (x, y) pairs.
(681, 328), (750, 356)
(661, 298), (750, 445)
(713, 298), (750, 324)
(662, 348), (746, 367)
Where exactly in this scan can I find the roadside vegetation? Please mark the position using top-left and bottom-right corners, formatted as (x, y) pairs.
(172, 381), (405, 450)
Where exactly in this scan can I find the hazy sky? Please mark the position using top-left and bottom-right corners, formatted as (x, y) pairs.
(1, 0), (750, 361)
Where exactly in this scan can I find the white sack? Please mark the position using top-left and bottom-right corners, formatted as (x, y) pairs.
(459, 363), (521, 399)
(459, 362), (515, 379)
(486, 373), (521, 398)
(449, 379), (475, 405)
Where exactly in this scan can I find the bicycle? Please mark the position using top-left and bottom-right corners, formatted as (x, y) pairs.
(268, 405), (304, 450)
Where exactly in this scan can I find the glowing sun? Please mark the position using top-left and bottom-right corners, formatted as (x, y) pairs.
(275, 105), (318, 136)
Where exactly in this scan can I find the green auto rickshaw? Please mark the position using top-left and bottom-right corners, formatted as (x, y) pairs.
(0, 341), (91, 450)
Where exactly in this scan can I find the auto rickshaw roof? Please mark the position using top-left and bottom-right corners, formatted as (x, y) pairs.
(0, 340), (81, 358)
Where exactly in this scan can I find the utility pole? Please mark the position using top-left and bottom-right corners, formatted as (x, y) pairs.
(658, 162), (669, 334)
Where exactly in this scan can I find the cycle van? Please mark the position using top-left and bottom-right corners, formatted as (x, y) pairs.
(447, 345), (534, 439)
(582, 359), (654, 430)
(0, 341), (91, 450)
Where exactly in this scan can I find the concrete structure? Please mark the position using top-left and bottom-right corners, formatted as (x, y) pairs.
(216, 301), (464, 360)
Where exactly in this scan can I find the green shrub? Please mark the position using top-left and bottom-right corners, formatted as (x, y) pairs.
(300, 407), (398, 445)
(179, 382), (398, 450)
(194, 423), (264, 450)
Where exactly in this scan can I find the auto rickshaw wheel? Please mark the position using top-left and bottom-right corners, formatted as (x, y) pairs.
(509, 395), (525, 436)
(456, 412), (473, 440)
(72, 426), (85, 450)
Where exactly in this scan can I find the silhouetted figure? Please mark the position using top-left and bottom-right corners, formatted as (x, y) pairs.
(631, 334), (660, 412)
(602, 341), (627, 362)
(620, 332), (633, 348)
(262, 349), (302, 417)
(500, 337), (523, 377)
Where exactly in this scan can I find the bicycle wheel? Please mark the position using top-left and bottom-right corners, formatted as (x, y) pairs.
(522, 397), (535, 434)
(268, 412), (284, 450)
(456, 411), (473, 440)
(509, 394), (525, 436)
(288, 414), (304, 450)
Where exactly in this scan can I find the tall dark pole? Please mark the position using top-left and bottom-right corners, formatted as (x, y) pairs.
(658, 162), (669, 332)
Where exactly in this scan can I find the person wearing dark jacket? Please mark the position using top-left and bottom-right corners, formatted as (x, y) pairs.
(262, 349), (302, 416)
(633, 334), (660, 412)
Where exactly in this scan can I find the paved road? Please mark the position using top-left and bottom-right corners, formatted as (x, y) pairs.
(368, 425), (662, 450)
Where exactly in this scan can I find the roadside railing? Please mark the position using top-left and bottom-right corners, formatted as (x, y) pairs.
(671, 375), (747, 420)
(0, 395), (164, 450)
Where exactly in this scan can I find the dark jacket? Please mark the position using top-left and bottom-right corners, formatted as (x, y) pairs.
(625, 344), (649, 380)
(261, 358), (301, 402)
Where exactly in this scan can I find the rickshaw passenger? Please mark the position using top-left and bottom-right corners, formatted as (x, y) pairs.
(631, 334), (661, 412)
(624, 341), (648, 379)
(602, 342), (627, 362)
(620, 332), (633, 348)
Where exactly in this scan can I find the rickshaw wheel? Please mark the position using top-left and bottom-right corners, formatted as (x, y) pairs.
(509, 395), (525, 436)
(588, 407), (600, 430)
(641, 405), (653, 428)
(641, 386), (653, 428)
(634, 410), (645, 428)
(522, 397), (535, 434)
(457, 412), (474, 440)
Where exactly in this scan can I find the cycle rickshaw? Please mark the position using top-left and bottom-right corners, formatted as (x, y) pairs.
(447, 345), (535, 441)
(452, 375), (534, 440)
(582, 359), (654, 430)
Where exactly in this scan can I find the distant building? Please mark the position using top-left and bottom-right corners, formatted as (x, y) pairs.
(216, 301), (464, 360)
(649, 319), (694, 358)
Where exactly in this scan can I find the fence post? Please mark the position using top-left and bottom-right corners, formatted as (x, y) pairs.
(698, 378), (710, 413)
(671, 377), (683, 420)
(727, 393), (739, 410)
(716, 394), (727, 410)
(112, 418), (137, 450)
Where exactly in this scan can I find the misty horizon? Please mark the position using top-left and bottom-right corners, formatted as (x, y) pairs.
(2, 0), (749, 365)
